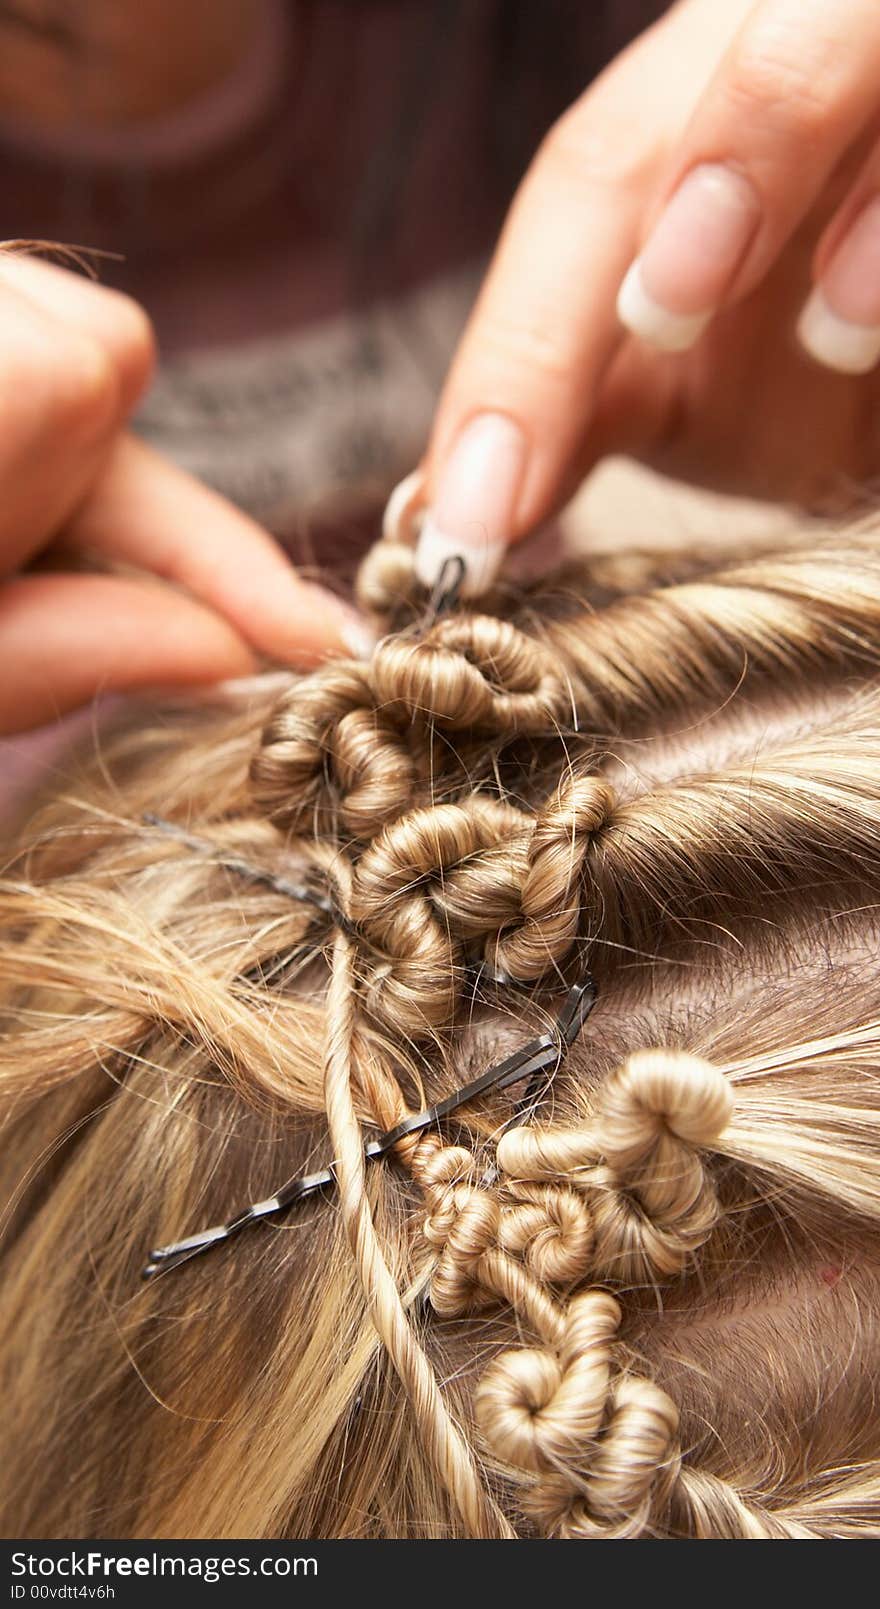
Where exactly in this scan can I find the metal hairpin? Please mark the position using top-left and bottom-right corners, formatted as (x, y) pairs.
(142, 812), (344, 924)
(142, 976), (597, 1279)
(421, 552), (466, 628)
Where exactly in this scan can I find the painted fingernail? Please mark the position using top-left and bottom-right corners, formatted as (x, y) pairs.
(797, 197), (880, 374)
(617, 164), (761, 352)
(415, 413), (524, 596)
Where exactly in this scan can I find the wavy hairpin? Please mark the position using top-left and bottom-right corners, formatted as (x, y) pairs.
(142, 978), (596, 1279)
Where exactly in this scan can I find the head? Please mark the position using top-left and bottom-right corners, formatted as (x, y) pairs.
(3, 523), (880, 1538)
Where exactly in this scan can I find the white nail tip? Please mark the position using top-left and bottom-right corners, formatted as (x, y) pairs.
(616, 261), (712, 353)
(382, 469), (425, 544)
(415, 518), (506, 598)
(797, 289), (880, 375)
(341, 619), (378, 661)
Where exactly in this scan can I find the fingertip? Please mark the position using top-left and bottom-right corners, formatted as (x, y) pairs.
(0, 573), (258, 735)
(0, 253), (157, 415)
(382, 468), (426, 544)
(616, 259), (711, 352)
(72, 439), (375, 667)
(416, 412), (523, 596)
(798, 194), (880, 374)
(338, 614), (378, 661)
(414, 516), (506, 597)
(242, 573), (377, 668)
(796, 288), (880, 375)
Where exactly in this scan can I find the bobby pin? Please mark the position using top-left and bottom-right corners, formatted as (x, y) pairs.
(422, 553), (466, 629)
(142, 812), (341, 921)
(142, 976), (597, 1279)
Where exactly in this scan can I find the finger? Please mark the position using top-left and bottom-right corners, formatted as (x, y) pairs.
(798, 137), (880, 372)
(0, 278), (124, 572)
(65, 434), (374, 666)
(0, 252), (155, 415)
(0, 572), (255, 735)
(617, 0), (880, 354)
(411, 2), (712, 594)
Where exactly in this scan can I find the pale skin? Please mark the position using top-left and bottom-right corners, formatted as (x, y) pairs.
(416, 0), (880, 588)
(0, 254), (365, 736)
(9, 0), (880, 731)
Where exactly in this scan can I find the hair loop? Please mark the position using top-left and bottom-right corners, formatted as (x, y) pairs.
(536, 1378), (681, 1539)
(355, 471), (425, 620)
(476, 1289), (620, 1475)
(349, 798), (531, 1033)
(371, 615), (573, 734)
(251, 661), (416, 839)
(425, 1184), (502, 1317)
(356, 538), (421, 620)
(474, 1284), (688, 1539)
(498, 1051), (733, 1284)
(592, 1049), (734, 1164)
(499, 1181), (595, 1286)
(492, 774), (616, 982)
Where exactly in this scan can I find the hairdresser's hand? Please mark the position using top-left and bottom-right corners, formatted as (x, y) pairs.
(415, 0), (880, 593)
(0, 255), (366, 735)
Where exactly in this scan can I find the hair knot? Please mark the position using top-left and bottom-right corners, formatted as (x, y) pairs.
(498, 1052), (733, 1284)
(371, 616), (571, 734)
(499, 1182), (595, 1286)
(593, 1049), (734, 1162)
(476, 1289), (620, 1474)
(477, 1285), (683, 1539)
(251, 663), (415, 839)
(349, 799), (530, 1034)
(493, 774), (617, 981)
(355, 474), (424, 621)
(528, 1378), (680, 1539)
(356, 538), (420, 620)
(421, 1150), (501, 1316)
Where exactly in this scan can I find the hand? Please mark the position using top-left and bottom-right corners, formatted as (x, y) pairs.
(412, 0), (880, 594)
(0, 253), (367, 735)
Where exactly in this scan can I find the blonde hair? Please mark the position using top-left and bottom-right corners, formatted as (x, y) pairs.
(3, 525), (880, 1538)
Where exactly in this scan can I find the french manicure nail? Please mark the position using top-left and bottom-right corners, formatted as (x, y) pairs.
(617, 164), (761, 352)
(797, 196), (880, 374)
(382, 468), (425, 544)
(340, 615), (378, 660)
(414, 412), (525, 596)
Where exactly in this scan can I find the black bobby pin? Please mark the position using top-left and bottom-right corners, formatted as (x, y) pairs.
(423, 553), (466, 627)
(142, 976), (597, 1279)
(142, 812), (342, 922)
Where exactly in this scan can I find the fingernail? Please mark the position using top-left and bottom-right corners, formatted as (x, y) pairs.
(382, 467), (425, 543)
(617, 164), (761, 351)
(214, 670), (293, 698)
(415, 412), (524, 596)
(797, 196), (880, 374)
(340, 613), (377, 660)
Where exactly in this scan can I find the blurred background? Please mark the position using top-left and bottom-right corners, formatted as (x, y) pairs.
(0, 0), (669, 581)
